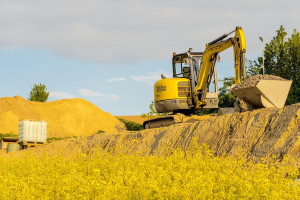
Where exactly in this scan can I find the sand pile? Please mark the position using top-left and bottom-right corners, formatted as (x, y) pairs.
(0, 96), (125, 137)
(10, 103), (299, 162)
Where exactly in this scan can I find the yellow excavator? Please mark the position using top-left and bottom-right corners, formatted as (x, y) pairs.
(143, 27), (292, 129)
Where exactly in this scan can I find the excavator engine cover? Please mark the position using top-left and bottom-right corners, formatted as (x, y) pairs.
(154, 78), (193, 113)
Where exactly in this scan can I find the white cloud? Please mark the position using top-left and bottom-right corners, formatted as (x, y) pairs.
(106, 77), (126, 82)
(78, 89), (120, 101)
(109, 94), (120, 101)
(79, 89), (104, 97)
(49, 92), (75, 99)
(131, 71), (169, 85)
(0, 1), (298, 64)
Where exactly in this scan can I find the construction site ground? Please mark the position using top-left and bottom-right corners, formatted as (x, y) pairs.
(1, 95), (299, 165)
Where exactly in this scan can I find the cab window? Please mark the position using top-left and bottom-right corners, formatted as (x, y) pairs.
(173, 55), (189, 78)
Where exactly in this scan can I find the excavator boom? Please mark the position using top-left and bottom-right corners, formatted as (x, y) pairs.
(194, 27), (246, 109)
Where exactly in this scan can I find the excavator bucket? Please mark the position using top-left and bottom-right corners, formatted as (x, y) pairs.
(230, 75), (292, 109)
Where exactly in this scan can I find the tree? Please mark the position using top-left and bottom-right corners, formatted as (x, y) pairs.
(247, 59), (262, 76)
(218, 77), (236, 107)
(141, 101), (169, 119)
(249, 26), (299, 104)
(29, 83), (49, 102)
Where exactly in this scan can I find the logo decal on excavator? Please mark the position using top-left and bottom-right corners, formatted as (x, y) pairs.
(209, 44), (223, 52)
(157, 86), (166, 92)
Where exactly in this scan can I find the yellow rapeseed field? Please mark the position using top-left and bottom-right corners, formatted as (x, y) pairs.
(1, 146), (299, 199)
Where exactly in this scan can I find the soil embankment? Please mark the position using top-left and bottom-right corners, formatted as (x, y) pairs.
(12, 103), (299, 162)
(0, 96), (125, 138)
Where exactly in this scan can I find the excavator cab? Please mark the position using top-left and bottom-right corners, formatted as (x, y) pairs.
(153, 51), (219, 115)
(144, 51), (219, 129)
(172, 51), (219, 109)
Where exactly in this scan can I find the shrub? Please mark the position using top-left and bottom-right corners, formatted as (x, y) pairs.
(97, 130), (105, 134)
(118, 118), (142, 131)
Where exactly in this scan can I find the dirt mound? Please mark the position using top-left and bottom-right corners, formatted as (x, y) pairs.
(0, 96), (125, 137)
(9, 103), (299, 162)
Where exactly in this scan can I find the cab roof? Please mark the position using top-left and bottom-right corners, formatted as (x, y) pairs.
(174, 52), (203, 57)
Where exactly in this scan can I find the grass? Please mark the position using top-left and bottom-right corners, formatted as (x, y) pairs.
(46, 136), (78, 143)
(96, 130), (105, 134)
(0, 133), (18, 140)
(118, 118), (143, 131)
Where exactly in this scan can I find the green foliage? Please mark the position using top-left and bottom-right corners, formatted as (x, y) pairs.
(247, 59), (262, 76)
(218, 77), (236, 107)
(141, 101), (169, 119)
(118, 118), (142, 131)
(29, 83), (49, 102)
(46, 136), (77, 143)
(0, 133), (18, 140)
(97, 130), (105, 134)
(253, 25), (299, 104)
(195, 109), (218, 116)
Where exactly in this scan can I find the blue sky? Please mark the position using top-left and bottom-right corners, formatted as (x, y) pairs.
(0, 1), (299, 115)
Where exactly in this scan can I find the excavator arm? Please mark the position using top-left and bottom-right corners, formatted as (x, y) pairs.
(193, 27), (246, 109)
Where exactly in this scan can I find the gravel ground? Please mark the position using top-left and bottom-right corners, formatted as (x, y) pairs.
(230, 75), (286, 91)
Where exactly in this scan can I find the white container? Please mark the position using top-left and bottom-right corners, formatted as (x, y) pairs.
(19, 120), (47, 143)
